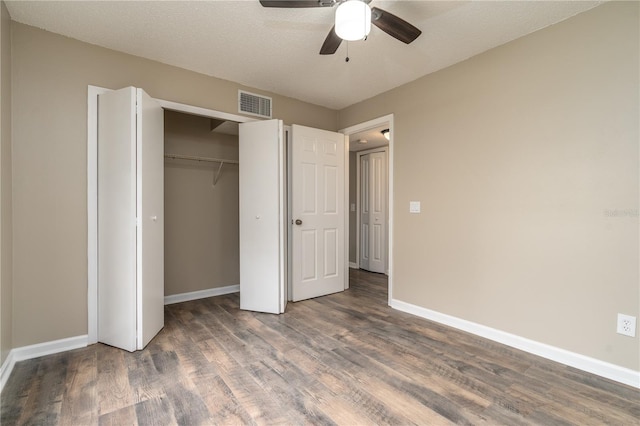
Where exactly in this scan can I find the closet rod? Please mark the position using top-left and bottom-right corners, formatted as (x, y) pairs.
(164, 153), (239, 164)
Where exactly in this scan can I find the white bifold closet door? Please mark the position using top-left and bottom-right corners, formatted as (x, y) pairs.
(360, 150), (387, 274)
(239, 119), (287, 314)
(98, 87), (164, 352)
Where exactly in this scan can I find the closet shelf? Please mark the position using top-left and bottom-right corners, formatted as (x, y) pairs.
(164, 153), (238, 164)
(164, 153), (238, 187)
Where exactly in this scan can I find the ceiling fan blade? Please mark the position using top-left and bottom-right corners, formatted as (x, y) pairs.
(371, 7), (422, 44)
(259, 0), (331, 7)
(320, 25), (342, 55)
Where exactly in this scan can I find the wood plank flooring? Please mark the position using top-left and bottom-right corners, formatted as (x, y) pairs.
(2, 269), (638, 425)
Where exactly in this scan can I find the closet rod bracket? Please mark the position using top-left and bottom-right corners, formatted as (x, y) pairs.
(213, 161), (225, 187)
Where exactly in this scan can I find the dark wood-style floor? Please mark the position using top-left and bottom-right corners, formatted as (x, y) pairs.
(2, 270), (638, 425)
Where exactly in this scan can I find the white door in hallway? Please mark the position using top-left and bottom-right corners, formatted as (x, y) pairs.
(291, 124), (347, 301)
(359, 149), (387, 274)
(98, 87), (164, 352)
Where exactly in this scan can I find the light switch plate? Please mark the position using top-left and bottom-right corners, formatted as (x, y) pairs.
(410, 201), (421, 213)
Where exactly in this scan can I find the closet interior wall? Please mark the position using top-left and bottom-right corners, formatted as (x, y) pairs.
(164, 110), (239, 297)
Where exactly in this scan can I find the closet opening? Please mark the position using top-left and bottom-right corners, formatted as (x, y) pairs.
(163, 111), (241, 304)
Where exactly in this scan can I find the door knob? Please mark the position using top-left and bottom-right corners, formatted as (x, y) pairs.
(295, 219), (303, 225)
(151, 215), (158, 222)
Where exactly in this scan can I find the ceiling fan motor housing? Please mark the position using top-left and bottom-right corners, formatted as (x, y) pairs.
(335, 0), (372, 41)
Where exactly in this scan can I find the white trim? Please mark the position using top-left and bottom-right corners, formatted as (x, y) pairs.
(349, 262), (359, 269)
(164, 285), (240, 305)
(285, 126), (293, 302)
(12, 335), (88, 361)
(278, 120), (286, 313)
(87, 85), (111, 344)
(344, 133), (350, 290)
(340, 114), (394, 303)
(158, 99), (255, 124)
(0, 335), (88, 394)
(390, 298), (640, 389)
(88, 86), (256, 345)
(0, 350), (15, 393)
(356, 148), (360, 273)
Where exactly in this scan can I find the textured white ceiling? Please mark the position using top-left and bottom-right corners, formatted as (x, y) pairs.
(6, 0), (603, 110)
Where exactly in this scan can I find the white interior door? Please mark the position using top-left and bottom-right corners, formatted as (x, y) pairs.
(98, 87), (164, 352)
(359, 150), (387, 274)
(136, 89), (165, 349)
(98, 87), (138, 351)
(291, 124), (346, 301)
(239, 119), (285, 314)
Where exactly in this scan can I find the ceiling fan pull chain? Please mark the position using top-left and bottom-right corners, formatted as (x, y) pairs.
(345, 41), (350, 62)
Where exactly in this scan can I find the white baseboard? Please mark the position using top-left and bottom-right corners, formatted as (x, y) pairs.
(12, 335), (88, 362)
(0, 334), (88, 394)
(390, 299), (640, 389)
(0, 350), (16, 393)
(349, 262), (358, 269)
(164, 284), (239, 305)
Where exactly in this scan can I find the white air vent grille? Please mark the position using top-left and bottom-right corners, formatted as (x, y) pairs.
(239, 90), (272, 118)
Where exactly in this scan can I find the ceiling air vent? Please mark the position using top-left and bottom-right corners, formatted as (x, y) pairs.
(238, 90), (272, 119)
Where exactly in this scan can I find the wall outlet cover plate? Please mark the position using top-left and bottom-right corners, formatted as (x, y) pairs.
(617, 313), (637, 337)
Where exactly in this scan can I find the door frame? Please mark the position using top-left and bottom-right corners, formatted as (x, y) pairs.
(356, 146), (389, 274)
(339, 114), (394, 305)
(87, 85), (254, 344)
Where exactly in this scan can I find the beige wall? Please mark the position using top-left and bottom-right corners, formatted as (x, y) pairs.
(10, 23), (337, 347)
(0, 0), (12, 365)
(164, 111), (239, 296)
(339, 2), (639, 371)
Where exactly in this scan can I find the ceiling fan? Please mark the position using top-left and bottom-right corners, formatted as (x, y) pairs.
(259, 0), (422, 55)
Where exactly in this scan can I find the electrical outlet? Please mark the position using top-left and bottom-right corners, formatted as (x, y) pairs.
(616, 314), (636, 337)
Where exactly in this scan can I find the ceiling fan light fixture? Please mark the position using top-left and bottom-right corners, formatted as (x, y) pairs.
(335, 0), (371, 41)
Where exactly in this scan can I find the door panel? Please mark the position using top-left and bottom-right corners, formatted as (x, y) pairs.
(324, 229), (338, 277)
(302, 163), (317, 213)
(292, 125), (345, 301)
(324, 165), (337, 213)
(98, 87), (137, 352)
(136, 89), (165, 349)
(302, 229), (317, 281)
(239, 119), (285, 314)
